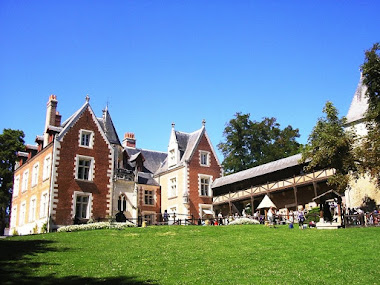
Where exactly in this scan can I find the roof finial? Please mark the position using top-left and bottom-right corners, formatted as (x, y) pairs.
(172, 122), (175, 129)
(85, 95), (90, 103)
(202, 119), (206, 127)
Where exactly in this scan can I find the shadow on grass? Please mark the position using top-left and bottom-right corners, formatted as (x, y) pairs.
(0, 239), (158, 285)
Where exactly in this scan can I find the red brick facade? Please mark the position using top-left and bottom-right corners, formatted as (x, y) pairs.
(188, 133), (221, 219)
(53, 108), (113, 225)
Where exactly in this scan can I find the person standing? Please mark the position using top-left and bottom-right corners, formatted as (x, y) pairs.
(163, 210), (169, 225)
(218, 212), (223, 225)
(298, 208), (305, 229)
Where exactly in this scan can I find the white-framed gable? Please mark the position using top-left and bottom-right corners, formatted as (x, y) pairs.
(56, 99), (113, 153)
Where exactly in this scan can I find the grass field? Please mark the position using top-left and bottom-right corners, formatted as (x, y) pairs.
(1, 225), (379, 284)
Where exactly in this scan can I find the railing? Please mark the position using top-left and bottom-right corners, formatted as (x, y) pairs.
(125, 213), (196, 226)
(344, 213), (379, 227)
(114, 168), (134, 181)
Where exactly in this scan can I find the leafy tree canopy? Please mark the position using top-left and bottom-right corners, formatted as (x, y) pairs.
(302, 102), (356, 193)
(0, 128), (25, 234)
(357, 43), (380, 185)
(218, 113), (301, 174)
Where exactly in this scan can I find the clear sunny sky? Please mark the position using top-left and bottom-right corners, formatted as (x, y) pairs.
(0, 1), (379, 162)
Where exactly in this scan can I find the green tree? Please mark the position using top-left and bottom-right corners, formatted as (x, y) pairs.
(218, 113), (301, 174)
(302, 102), (356, 193)
(357, 43), (380, 185)
(0, 129), (25, 235)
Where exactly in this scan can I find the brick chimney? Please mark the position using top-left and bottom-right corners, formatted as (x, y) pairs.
(44, 95), (58, 147)
(122, 132), (136, 148)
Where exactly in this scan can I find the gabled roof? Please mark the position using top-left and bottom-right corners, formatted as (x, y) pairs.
(125, 147), (167, 174)
(155, 127), (204, 175)
(212, 153), (304, 189)
(124, 147), (167, 186)
(155, 124), (221, 175)
(346, 74), (368, 125)
(56, 98), (113, 149)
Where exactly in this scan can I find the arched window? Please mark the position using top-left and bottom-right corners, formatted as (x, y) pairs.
(118, 195), (127, 212)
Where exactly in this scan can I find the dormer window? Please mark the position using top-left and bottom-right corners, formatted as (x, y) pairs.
(79, 130), (94, 148)
(168, 149), (176, 168)
(200, 151), (210, 167)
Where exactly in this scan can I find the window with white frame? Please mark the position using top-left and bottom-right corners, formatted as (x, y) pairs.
(22, 170), (29, 192)
(200, 151), (210, 166)
(169, 177), (177, 198)
(168, 149), (176, 167)
(117, 195), (127, 212)
(31, 163), (39, 187)
(79, 129), (94, 148)
(13, 175), (20, 197)
(11, 206), (17, 228)
(29, 197), (36, 222)
(199, 175), (212, 196)
(43, 154), (51, 181)
(40, 192), (48, 218)
(74, 193), (91, 219)
(19, 202), (26, 226)
(144, 190), (154, 205)
(76, 155), (94, 181)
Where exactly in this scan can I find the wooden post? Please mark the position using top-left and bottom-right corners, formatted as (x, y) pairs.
(337, 203), (342, 225)
(293, 186), (298, 209)
(319, 202), (324, 223)
(312, 181), (318, 197)
(251, 196), (254, 215)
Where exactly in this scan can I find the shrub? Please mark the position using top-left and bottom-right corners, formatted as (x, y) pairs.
(305, 207), (320, 224)
(57, 221), (136, 233)
(228, 218), (260, 225)
(41, 222), (48, 233)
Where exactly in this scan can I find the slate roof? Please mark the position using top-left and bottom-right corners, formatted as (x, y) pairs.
(155, 128), (204, 175)
(97, 107), (121, 145)
(346, 75), (368, 125)
(212, 153), (304, 189)
(125, 147), (167, 186)
(57, 99), (120, 148)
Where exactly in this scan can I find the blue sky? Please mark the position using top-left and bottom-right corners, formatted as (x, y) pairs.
(0, 1), (379, 162)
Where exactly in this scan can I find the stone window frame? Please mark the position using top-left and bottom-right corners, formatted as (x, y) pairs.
(168, 148), (177, 168)
(75, 155), (95, 181)
(13, 175), (20, 197)
(19, 201), (26, 226)
(143, 189), (155, 206)
(117, 194), (127, 212)
(168, 175), (178, 199)
(199, 203), (214, 219)
(11, 205), (17, 228)
(39, 191), (48, 219)
(42, 154), (52, 181)
(198, 174), (213, 197)
(73, 191), (92, 220)
(31, 162), (40, 187)
(29, 196), (37, 222)
(21, 169), (29, 192)
(79, 129), (94, 149)
(199, 150), (210, 167)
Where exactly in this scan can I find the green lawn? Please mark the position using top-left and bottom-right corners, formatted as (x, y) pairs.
(1, 225), (379, 284)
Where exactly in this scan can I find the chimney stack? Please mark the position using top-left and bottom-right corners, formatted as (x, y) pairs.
(44, 95), (58, 147)
(122, 132), (136, 148)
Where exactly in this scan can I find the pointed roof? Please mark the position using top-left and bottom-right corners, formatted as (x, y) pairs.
(257, 195), (277, 209)
(155, 126), (205, 175)
(97, 107), (121, 145)
(56, 97), (113, 149)
(346, 74), (368, 125)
